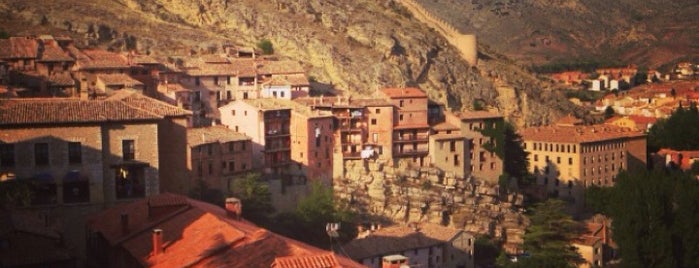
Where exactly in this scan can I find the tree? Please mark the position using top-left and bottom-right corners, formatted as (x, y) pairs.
(231, 172), (275, 224)
(648, 102), (699, 151)
(473, 99), (485, 111)
(500, 199), (585, 268)
(256, 39), (274, 55)
(271, 182), (356, 248)
(604, 106), (615, 119)
(188, 179), (224, 207)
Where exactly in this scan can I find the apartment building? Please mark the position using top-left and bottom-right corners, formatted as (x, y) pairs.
(287, 102), (335, 186)
(520, 120), (646, 202)
(429, 119), (472, 181)
(446, 110), (505, 183)
(0, 94), (190, 205)
(186, 125), (252, 192)
(219, 99), (292, 175)
(380, 88), (431, 167)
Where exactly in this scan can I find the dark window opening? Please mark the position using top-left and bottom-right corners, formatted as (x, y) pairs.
(122, 140), (135, 161)
(35, 143), (49, 166)
(68, 142), (82, 164)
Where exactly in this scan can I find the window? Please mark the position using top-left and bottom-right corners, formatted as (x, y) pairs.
(399, 100), (404, 107)
(371, 118), (377, 125)
(241, 142), (246, 150)
(568, 157), (572, 165)
(195, 77), (200, 86)
(454, 155), (460, 166)
(229, 142), (235, 152)
(0, 144), (15, 167)
(232, 110), (236, 116)
(214, 77), (219, 85)
(556, 157), (561, 164)
(68, 142), (82, 164)
(122, 140), (135, 161)
(208, 161), (213, 175)
(375, 108), (380, 113)
(35, 143), (49, 166)
(399, 114), (404, 121)
(534, 154), (538, 161)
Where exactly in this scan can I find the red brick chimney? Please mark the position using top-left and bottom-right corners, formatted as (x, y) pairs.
(152, 229), (163, 256)
(225, 197), (242, 220)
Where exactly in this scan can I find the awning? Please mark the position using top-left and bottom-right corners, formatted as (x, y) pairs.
(63, 170), (87, 183)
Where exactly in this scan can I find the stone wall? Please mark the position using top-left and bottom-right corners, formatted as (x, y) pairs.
(334, 158), (528, 246)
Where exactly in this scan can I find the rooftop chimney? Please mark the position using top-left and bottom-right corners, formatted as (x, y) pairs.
(152, 229), (163, 256)
(120, 213), (129, 234)
(225, 197), (242, 220)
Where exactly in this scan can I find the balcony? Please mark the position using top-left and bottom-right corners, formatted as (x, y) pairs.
(393, 134), (429, 143)
(342, 152), (362, 159)
(265, 129), (290, 137)
(393, 148), (429, 157)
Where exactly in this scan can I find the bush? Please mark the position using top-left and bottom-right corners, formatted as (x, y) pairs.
(257, 39), (274, 55)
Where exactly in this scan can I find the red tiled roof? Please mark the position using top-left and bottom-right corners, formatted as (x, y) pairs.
(78, 49), (130, 69)
(187, 125), (250, 147)
(97, 73), (144, 87)
(453, 110), (503, 120)
(556, 114), (583, 126)
(344, 223), (465, 260)
(272, 253), (341, 268)
(0, 93), (190, 125)
(38, 43), (73, 62)
(381, 87), (427, 98)
(47, 73), (75, 86)
(657, 148), (699, 170)
(520, 124), (645, 144)
(431, 121), (460, 131)
(1, 37), (39, 59)
(87, 193), (365, 268)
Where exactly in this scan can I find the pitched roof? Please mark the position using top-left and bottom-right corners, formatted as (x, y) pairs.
(520, 124), (645, 144)
(344, 223), (465, 260)
(187, 125), (251, 147)
(47, 73), (75, 87)
(380, 87), (427, 98)
(272, 253), (342, 268)
(38, 42), (73, 62)
(452, 110), (503, 120)
(0, 93), (190, 126)
(77, 49), (130, 69)
(0, 37), (39, 59)
(86, 193), (364, 268)
(239, 98), (294, 111)
(97, 73), (144, 87)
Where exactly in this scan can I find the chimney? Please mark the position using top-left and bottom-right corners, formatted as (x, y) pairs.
(225, 197), (242, 220)
(152, 229), (163, 256)
(120, 213), (129, 234)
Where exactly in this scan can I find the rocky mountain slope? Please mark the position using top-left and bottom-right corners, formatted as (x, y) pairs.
(0, 0), (586, 126)
(418, 0), (699, 68)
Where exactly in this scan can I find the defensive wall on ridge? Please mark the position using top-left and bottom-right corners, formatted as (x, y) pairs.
(398, 0), (478, 66)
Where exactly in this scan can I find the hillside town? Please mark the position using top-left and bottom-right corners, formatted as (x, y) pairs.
(1, 31), (698, 268)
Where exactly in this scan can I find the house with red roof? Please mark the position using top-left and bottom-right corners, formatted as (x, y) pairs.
(86, 193), (364, 268)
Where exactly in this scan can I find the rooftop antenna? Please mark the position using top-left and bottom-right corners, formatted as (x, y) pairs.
(326, 222), (340, 252)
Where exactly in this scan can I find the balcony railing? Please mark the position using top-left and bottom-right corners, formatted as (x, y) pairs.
(393, 134), (429, 143)
(393, 148), (429, 157)
(265, 129), (290, 137)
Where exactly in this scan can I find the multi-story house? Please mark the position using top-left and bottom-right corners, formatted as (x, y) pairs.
(520, 119), (646, 203)
(186, 125), (253, 193)
(0, 93), (190, 205)
(446, 110), (505, 183)
(219, 99), (292, 175)
(344, 223), (475, 268)
(288, 102), (335, 186)
(429, 118), (472, 182)
(70, 48), (132, 98)
(380, 88), (431, 167)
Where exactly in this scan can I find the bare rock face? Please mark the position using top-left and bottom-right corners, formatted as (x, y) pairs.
(0, 0), (584, 126)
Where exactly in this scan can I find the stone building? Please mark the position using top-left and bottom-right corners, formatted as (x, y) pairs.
(446, 110), (505, 183)
(380, 88), (431, 168)
(288, 101), (335, 186)
(429, 119), (471, 181)
(520, 119), (646, 203)
(344, 223), (475, 268)
(186, 125), (252, 193)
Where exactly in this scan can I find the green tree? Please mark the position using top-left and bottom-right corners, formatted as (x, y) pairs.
(272, 182), (356, 248)
(648, 102), (699, 151)
(473, 99), (485, 111)
(602, 170), (699, 268)
(256, 39), (274, 55)
(500, 199), (585, 268)
(604, 106), (615, 119)
(231, 172), (275, 224)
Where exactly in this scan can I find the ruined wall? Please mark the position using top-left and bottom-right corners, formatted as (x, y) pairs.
(399, 0), (478, 66)
(334, 158), (528, 245)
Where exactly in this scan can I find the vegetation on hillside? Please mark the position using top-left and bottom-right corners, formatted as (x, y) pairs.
(586, 169), (699, 267)
(498, 199), (585, 268)
(648, 102), (699, 152)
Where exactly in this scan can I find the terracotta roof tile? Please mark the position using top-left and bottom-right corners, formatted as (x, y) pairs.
(344, 223), (464, 260)
(78, 49), (130, 69)
(0, 94), (190, 125)
(273, 253), (341, 268)
(47, 73), (75, 86)
(431, 121), (459, 131)
(520, 123), (645, 144)
(97, 73), (144, 87)
(38, 43), (73, 62)
(381, 87), (427, 98)
(187, 125), (251, 147)
(453, 110), (503, 120)
(86, 193), (364, 268)
(3, 37), (38, 59)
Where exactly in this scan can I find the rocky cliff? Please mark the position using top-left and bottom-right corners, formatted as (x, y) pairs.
(0, 0), (586, 126)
